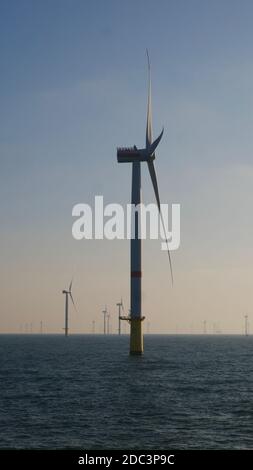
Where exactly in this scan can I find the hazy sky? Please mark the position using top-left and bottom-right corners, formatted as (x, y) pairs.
(1, 0), (253, 334)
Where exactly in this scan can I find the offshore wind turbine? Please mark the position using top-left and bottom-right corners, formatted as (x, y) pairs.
(102, 306), (107, 334)
(244, 314), (249, 336)
(117, 51), (173, 355)
(107, 312), (110, 335)
(62, 280), (77, 336)
(116, 298), (124, 335)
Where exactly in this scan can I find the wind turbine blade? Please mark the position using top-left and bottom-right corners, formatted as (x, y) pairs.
(69, 292), (77, 312)
(147, 160), (173, 285)
(146, 49), (153, 149)
(149, 128), (164, 156)
(69, 278), (73, 293)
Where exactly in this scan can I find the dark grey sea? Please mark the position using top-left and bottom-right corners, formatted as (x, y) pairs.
(0, 334), (253, 449)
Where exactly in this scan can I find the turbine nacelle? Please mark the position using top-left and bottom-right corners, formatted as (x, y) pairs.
(117, 147), (148, 163)
(62, 280), (77, 311)
(117, 128), (164, 163)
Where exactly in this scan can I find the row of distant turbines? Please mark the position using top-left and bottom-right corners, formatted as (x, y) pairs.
(61, 279), (251, 336)
(102, 299), (129, 335)
(202, 317), (250, 336)
(62, 280), (129, 336)
(19, 321), (43, 334)
(102, 304), (124, 336)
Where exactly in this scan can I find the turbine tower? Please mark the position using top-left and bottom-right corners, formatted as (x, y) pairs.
(62, 280), (77, 336)
(102, 306), (107, 334)
(116, 298), (124, 335)
(107, 312), (110, 335)
(117, 51), (173, 354)
(244, 314), (249, 336)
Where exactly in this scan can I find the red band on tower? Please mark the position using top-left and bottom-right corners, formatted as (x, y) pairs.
(131, 271), (142, 278)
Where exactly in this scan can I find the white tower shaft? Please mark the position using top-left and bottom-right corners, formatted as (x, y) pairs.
(65, 293), (69, 336)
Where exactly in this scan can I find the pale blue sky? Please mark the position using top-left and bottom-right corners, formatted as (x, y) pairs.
(1, 0), (253, 333)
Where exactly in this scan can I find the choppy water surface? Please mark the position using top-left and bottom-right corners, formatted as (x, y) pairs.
(0, 334), (253, 449)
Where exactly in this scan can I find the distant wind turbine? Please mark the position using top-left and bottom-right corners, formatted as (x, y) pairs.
(107, 312), (110, 335)
(102, 306), (107, 335)
(244, 314), (249, 336)
(116, 298), (124, 335)
(117, 51), (173, 354)
(62, 279), (77, 336)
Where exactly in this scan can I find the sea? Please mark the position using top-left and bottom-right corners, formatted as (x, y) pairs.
(0, 334), (253, 450)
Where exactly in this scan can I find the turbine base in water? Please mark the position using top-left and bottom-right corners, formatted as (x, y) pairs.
(130, 318), (145, 355)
